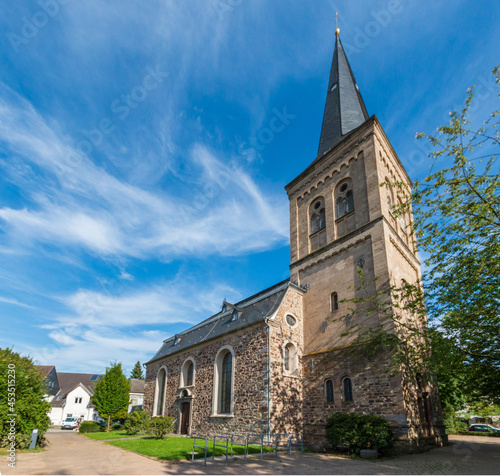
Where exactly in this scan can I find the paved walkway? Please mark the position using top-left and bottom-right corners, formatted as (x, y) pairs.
(3, 432), (499, 475)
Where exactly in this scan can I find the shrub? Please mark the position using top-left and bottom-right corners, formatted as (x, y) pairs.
(0, 348), (51, 449)
(148, 416), (174, 439)
(79, 422), (100, 433)
(325, 412), (394, 455)
(124, 410), (150, 435)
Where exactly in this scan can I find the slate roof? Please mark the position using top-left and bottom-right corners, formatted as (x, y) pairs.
(52, 372), (102, 407)
(36, 365), (54, 379)
(130, 378), (145, 394)
(317, 33), (369, 158)
(147, 279), (301, 364)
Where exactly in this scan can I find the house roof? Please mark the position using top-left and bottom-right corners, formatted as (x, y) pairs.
(52, 372), (102, 407)
(36, 365), (55, 379)
(147, 279), (304, 364)
(129, 379), (145, 394)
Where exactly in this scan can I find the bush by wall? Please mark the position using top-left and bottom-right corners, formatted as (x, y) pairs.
(325, 412), (395, 455)
(148, 416), (174, 439)
(124, 410), (150, 435)
(79, 422), (100, 433)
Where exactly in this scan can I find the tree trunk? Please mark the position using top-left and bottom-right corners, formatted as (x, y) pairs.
(107, 415), (110, 432)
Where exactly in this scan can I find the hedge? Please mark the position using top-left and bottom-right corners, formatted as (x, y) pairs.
(325, 412), (395, 454)
(79, 422), (100, 433)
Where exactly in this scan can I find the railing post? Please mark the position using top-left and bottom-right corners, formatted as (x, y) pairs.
(212, 435), (229, 463)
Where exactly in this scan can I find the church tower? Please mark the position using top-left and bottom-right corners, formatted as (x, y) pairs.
(285, 28), (446, 449)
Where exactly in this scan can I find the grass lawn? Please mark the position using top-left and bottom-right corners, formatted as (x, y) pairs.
(81, 430), (143, 440)
(107, 436), (273, 461)
(0, 447), (45, 455)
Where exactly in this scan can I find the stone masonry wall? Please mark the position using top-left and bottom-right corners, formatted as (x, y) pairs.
(269, 286), (304, 435)
(144, 322), (270, 437)
(302, 347), (408, 449)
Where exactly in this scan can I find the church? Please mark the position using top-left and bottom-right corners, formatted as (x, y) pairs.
(144, 26), (447, 451)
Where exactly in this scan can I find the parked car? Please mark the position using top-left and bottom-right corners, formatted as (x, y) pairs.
(468, 424), (500, 433)
(61, 417), (78, 430)
(99, 420), (122, 428)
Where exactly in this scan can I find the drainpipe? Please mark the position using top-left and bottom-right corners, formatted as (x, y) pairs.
(264, 316), (272, 444)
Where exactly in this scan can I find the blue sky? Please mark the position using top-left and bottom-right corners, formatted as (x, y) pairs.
(0, 0), (499, 374)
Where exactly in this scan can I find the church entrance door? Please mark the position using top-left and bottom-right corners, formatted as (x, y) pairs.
(181, 402), (190, 435)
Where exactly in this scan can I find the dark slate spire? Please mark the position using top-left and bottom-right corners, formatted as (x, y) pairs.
(317, 30), (369, 156)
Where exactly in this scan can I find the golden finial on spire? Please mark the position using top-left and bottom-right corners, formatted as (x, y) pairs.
(335, 12), (340, 36)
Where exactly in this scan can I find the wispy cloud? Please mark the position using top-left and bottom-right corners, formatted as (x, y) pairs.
(0, 296), (35, 309)
(25, 278), (240, 373)
(0, 83), (289, 260)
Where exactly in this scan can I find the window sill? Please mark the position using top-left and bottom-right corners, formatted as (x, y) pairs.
(210, 413), (234, 418)
(283, 372), (300, 379)
(309, 228), (326, 239)
(342, 401), (354, 404)
(335, 210), (355, 222)
(178, 385), (195, 389)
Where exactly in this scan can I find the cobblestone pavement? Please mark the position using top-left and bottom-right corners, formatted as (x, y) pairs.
(3, 432), (499, 475)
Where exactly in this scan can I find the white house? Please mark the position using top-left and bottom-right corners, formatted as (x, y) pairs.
(48, 372), (103, 426)
(128, 378), (145, 413)
(37, 366), (146, 426)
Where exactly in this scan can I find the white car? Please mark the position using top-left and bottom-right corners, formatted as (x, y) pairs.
(61, 417), (78, 430)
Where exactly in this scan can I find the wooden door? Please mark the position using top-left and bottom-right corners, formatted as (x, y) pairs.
(181, 402), (190, 435)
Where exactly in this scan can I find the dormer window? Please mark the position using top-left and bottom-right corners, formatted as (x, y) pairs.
(330, 83), (338, 92)
(173, 335), (181, 346)
(222, 302), (227, 312)
(231, 309), (239, 321)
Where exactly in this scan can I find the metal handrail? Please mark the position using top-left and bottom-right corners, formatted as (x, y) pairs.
(288, 432), (304, 453)
(273, 433), (290, 456)
(230, 434), (248, 460)
(212, 435), (229, 463)
(247, 433), (264, 460)
(191, 436), (208, 466)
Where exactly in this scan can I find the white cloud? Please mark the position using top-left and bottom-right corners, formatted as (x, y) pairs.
(0, 296), (35, 309)
(0, 83), (289, 260)
(26, 279), (241, 373)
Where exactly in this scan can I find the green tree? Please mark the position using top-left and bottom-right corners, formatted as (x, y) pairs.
(407, 65), (500, 403)
(92, 362), (131, 432)
(130, 361), (143, 379)
(340, 66), (500, 412)
(0, 348), (51, 449)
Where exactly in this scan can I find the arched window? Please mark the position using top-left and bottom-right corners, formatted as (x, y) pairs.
(310, 198), (326, 234)
(386, 182), (394, 213)
(331, 292), (338, 311)
(180, 358), (195, 388)
(213, 348), (234, 415)
(335, 180), (354, 219)
(284, 342), (298, 375)
(342, 377), (353, 402)
(398, 199), (408, 234)
(186, 362), (194, 386)
(325, 379), (334, 403)
(154, 367), (167, 416)
(220, 352), (232, 414)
